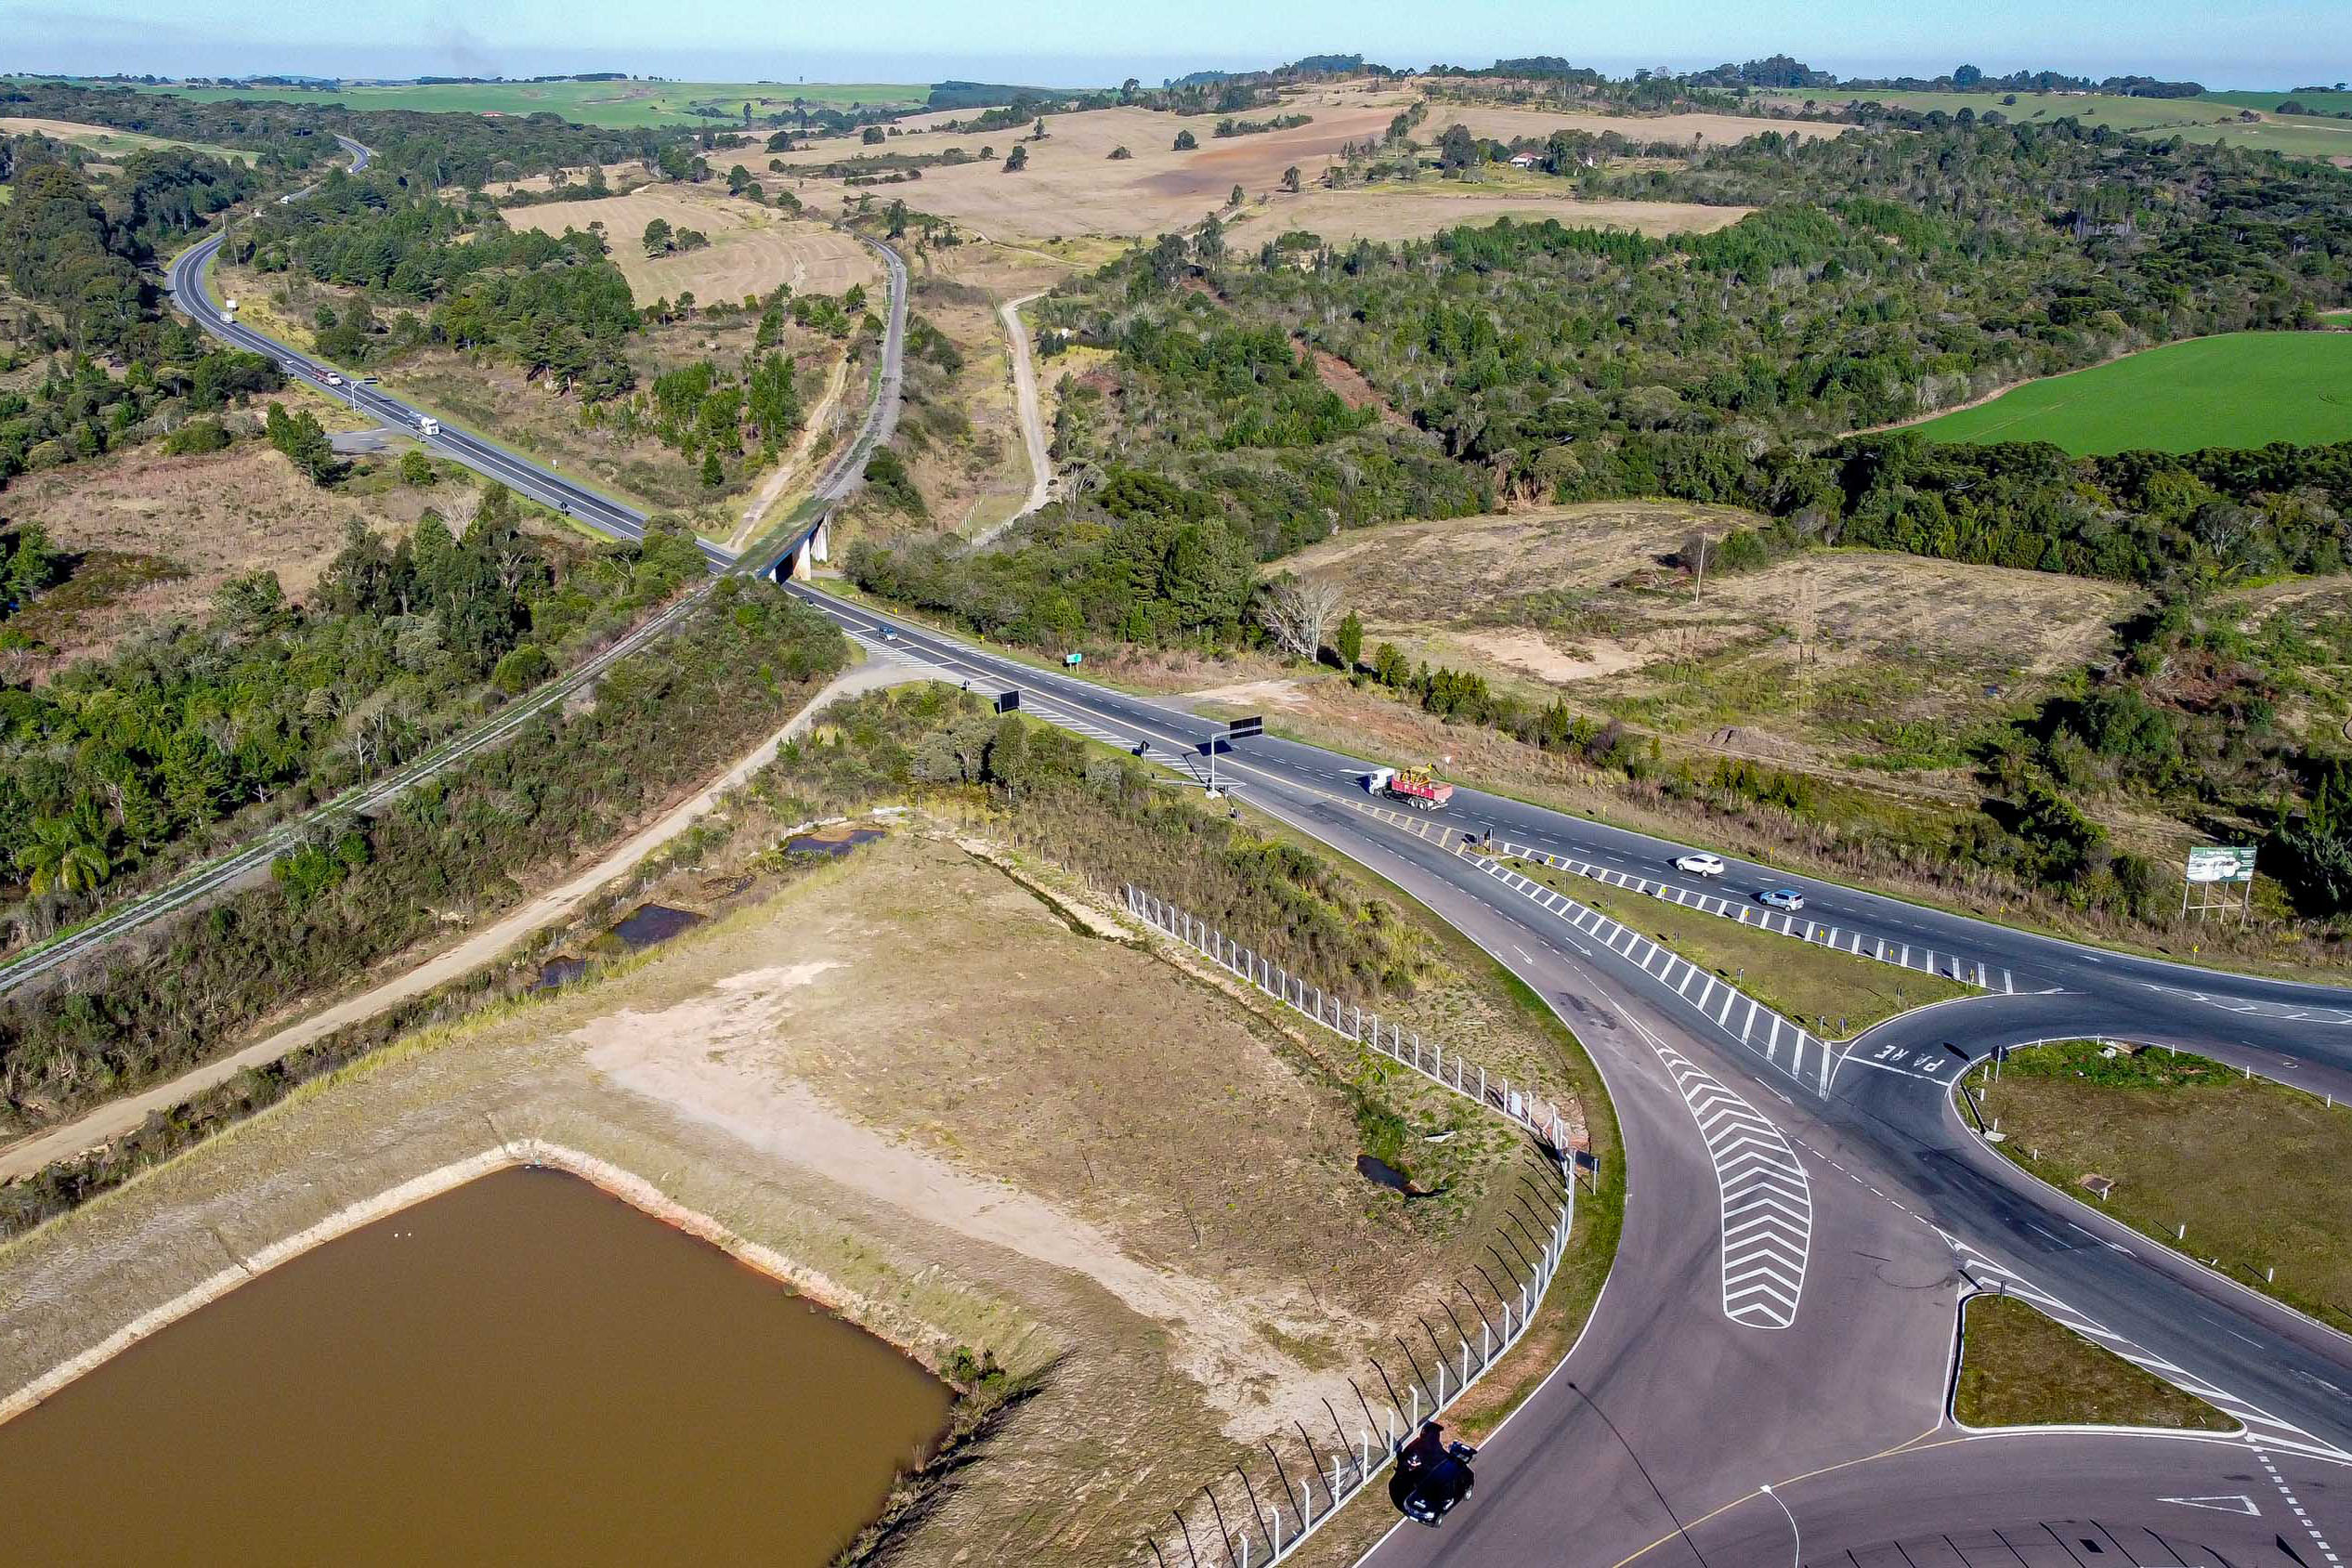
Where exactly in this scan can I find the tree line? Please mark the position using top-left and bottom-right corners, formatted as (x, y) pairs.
(0, 577), (843, 1140)
(3, 492), (712, 917)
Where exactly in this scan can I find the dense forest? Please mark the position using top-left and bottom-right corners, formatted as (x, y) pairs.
(2, 492), (714, 914)
(0, 146), (259, 353)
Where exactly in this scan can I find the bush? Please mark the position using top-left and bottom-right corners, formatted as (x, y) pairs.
(490, 642), (555, 695)
(162, 418), (231, 456)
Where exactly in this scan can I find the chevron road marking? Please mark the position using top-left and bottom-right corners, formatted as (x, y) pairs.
(1658, 1045), (1814, 1328)
(1456, 849), (1843, 1097)
(1485, 838), (2019, 996)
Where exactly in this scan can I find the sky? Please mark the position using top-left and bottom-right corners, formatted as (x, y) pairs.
(10, 0), (2348, 91)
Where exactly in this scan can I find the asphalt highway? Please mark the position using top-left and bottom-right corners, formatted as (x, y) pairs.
(0, 144), (907, 998)
(74, 133), (2352, 1567)
(811, 599), (2352, 1566)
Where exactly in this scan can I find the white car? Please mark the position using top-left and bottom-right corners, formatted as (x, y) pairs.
(1673, 853), (1727, 878)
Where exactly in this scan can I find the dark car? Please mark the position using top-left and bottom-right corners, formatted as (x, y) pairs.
(1391, 1421), (1476, 1526)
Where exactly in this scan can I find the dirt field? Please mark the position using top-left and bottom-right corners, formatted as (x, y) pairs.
(1416, 104), (1848, 150)
(779, 100), (1747, 243)
(0, 437), (452, 674)
(0, 829), (1549, 1565)
(1229, 187), (1751, 244)
(501, 188), (879, 306)
(0, 117), (247, 165)
(1274, 504), (2136, 798)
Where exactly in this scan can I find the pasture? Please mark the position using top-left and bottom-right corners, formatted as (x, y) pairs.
(0, 116), (249, 164)
(37, 77), (929, 128)
(1913, 333), (2352, 454)
(500, 189), (878, 304)
(1758, 88), (2352, 161)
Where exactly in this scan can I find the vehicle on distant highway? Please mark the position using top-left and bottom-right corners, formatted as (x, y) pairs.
(322, 372), (343, 386)
(1392, 1421), (1476, 1526)
(1368, 765), (1454, 811)
(222, 297), (237, 316)
(1757, 887), (1807, 912)
(417, 416), (440, 437)
(1674, 852), (1727, 878)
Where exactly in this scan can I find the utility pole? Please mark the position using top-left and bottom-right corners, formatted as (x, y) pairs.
(1692, 535), (1707, 603)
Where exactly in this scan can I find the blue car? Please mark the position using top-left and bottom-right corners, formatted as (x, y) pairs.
(1757, 888), (1807, 912)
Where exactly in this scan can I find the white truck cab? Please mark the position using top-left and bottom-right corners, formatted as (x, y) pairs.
(417, 416), (440, 438)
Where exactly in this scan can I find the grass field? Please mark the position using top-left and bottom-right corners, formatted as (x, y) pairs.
(1757, 87), (2352, 161)
(0, 116), (249, 164)
(1505, 859), (1974, 1033)
(1914, 332), (2352, 454)
(498, 188), (878, 305)
(1953, 1293), (2237, 1430)
(36, 77), (929, 128)
(1967, 1040), (2352, 1329)
(2197, 89), (2352, 116)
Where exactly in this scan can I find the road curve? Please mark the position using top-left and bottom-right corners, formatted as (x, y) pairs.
(16, 131), (2352, 1568)
(0, 148), (909, 999)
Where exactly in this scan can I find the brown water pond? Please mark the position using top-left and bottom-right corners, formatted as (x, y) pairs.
(0, 1166), (950, 1564)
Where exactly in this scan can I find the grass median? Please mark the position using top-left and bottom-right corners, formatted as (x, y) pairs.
(1967, 1040), (2352, 1331)
(1503, 859), (1975, 1036)
(1953, 1292), (2238, 1431)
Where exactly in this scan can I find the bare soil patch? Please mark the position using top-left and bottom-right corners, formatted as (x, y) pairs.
(1459, 628), (1645, 683)
(778, 103), (1404, 240)
(0, 829), (1534, 1564)
(500, 189), (877, 307)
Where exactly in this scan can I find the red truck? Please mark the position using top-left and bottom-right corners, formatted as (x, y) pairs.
(1370, 766), (1455, 811)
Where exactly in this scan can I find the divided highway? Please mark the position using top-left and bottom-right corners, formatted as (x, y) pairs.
(23, 134), (2352, 1567)
(0, 143), (907, 998)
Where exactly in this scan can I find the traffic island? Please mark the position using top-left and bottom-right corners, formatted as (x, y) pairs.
(1952, 1292), (2238, 1431)
(1965, 1040), (2352, 1330)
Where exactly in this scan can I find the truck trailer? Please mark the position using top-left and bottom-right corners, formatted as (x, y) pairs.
(1369, 766), (1454, 811)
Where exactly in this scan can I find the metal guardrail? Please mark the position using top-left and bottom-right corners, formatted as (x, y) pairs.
(1123, 886), (1580, 1568)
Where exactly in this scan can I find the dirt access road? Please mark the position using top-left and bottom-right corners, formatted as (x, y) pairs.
(0, 660), (914, 1183)
(974, 291), (1052, 546)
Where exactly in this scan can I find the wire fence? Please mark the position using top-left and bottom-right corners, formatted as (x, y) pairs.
(1124, 886), (1583, 1568)
(1122, 886), (1577, 1154)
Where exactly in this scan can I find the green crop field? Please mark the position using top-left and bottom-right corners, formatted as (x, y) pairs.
(1759, 87), (2352, 161)
(35, 78), (931, 128)
(1914, 333), (2352, 455)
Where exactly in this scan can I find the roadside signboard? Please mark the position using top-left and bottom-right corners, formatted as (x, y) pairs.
(1226, 715), (1265, 740)
(2185, 846), (2257, 884)
(994, 689), (1021, 713)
